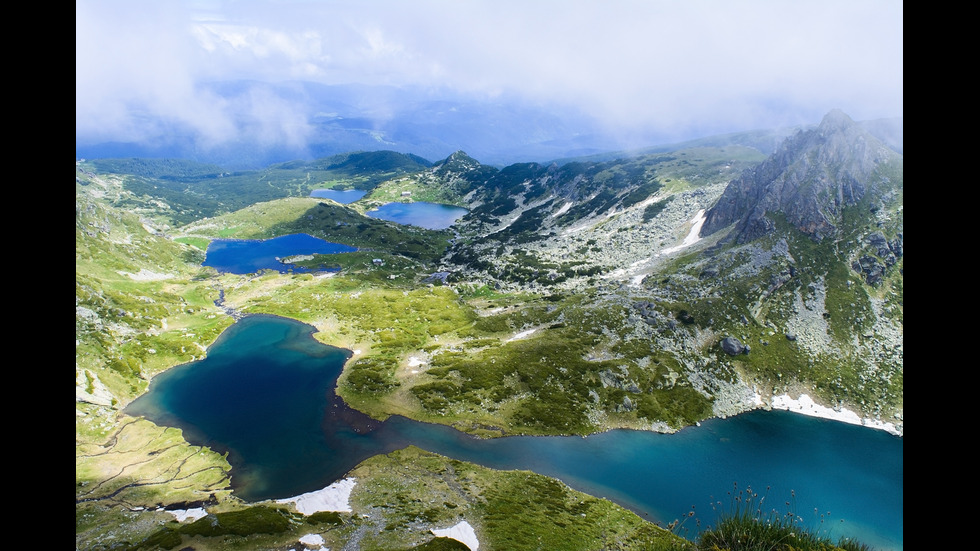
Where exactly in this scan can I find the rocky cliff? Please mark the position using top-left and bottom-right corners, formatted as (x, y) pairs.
(700, 109), (903, 244)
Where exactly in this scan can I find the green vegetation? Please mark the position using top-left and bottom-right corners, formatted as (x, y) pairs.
(644, 195), (674, 222)
(361, 171), (467, 207)
(81, 151), (432, 226)
(77, 136), (895, 551)
(392, 292), (715, 435)
(696, 485), (873, 551)
(174, 236), (210, 250)
(411, 538), (471, 550)
(273, 200), (453, 264)
(90, 158), (225, 179)
(344, 447), (691, 551)
(181, 506), (294, 537)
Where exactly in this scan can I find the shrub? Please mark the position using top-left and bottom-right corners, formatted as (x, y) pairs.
(179, 506), (292, 537)
(696, 484), (875, 551)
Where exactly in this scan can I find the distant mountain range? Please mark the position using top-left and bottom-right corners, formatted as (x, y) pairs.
(77, 108), (902, 550)
(77, 81), (900, 170)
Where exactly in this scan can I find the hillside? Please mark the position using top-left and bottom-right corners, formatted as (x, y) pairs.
(75, 157), (696, 551)
(76, 112), (901, 550)
(387, 112), (902, 436)
(83, 150), (432, 226)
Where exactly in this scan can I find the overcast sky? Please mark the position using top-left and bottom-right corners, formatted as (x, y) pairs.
(76, 0), (902, 151)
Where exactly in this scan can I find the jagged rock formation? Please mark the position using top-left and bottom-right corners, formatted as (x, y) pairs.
(701, 109), (902, 243)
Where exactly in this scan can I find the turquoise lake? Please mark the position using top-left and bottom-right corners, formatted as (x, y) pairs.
(125, 315), (903, 550)
(366, 201), (469, 229)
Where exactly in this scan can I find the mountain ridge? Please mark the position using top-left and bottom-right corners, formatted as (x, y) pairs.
(701, 109), (903, 244)
(76, 110), (902, 550)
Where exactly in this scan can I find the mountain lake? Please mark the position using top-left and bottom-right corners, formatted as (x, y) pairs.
(366, 201), (469, 229)
(309, 189), (368, 203)
(202, 233), (357, 274)
(125, 314), (903, 550)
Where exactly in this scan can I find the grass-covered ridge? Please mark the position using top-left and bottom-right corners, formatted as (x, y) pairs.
(77, 131), (897, 551)
(81, 151), (432, 226)
(115, 447), (692, 551)
(77, 168), (239, 550)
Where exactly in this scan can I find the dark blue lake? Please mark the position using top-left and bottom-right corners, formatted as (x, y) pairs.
(125, 315), (903, 550)
(309, 189), (367, 203)
(203, 233), (356, 274)
(366, 201), (468, 229)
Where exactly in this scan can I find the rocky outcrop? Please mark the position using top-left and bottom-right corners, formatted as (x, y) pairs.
(720, 336), (748, 355)
(701, 110), (902, 243)
(852, 231), (903, 286)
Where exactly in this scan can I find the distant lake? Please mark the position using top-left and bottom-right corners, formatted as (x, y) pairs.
(203, 233), (356, 274)
(366, 201), (468, 229)
(125, 315), (903, 550)
(309, 189), (367, 203)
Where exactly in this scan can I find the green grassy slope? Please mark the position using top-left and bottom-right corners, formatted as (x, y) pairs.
(76, 158), (701, 551)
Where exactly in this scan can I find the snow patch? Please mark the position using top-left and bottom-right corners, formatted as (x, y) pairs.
(551, 202), (572, 218)
(431, 521), (479, 550)
(656, 209), (706, 256)
(299, 533), (326, 549)
(278, 478), (357, 514)
(119, 269), (175, 281)
(506, 328), (537, 342)
(165, 507), (207, 522)
(771, 393), (901, 436)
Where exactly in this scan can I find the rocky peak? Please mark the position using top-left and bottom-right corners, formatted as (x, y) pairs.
(431, 150), (499, 196)
(817, 108), (853, 134)
(700, 109), (901, 243)
(437, 150), (479, 170)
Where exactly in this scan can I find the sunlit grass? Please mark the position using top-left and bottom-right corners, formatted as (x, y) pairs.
(695, 483), (875, 551)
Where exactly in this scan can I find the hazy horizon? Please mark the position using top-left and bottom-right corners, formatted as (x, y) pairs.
(77, 1), (902, 166)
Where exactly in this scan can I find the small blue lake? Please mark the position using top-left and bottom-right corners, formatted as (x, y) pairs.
(125, 315), (903, 550)
(366, 202), (468, 229)
(203, 233), (356, 274)
(309, 189), (367, 203)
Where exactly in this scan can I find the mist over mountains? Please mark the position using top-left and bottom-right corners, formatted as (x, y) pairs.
(77, 81), (867, 170)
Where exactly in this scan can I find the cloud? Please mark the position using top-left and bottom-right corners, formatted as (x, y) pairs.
(76, 0), (235, 145)
(76, 0), (902, 155)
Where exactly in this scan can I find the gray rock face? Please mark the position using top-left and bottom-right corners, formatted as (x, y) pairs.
(852, 231), (903, 286)
(721, 336), (745, 355)
(700, 110), (902, 244)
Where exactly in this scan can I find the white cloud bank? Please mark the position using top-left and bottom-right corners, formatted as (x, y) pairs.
(77, 0), (902, 153)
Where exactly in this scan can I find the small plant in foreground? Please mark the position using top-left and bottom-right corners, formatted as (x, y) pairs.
(694, 483), (875, 551)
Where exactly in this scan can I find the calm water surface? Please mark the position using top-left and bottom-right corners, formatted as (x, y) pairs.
(126, 315), (902, 550)
(366, 201), (468, 229)
(203, 233), (356, 274)
(309, 189), (367, 203)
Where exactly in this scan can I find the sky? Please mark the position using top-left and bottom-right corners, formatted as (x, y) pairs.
(76, 0), (903, 156)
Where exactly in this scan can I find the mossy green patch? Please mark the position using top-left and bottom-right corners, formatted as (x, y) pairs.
(180, 506), (294, 537)
(346, 447), (691, 551)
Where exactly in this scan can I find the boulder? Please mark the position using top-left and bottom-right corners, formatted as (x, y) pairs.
(721, 337), (745, 355)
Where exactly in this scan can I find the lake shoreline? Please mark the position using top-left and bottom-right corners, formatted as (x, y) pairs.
(765, 392), (902, 436)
